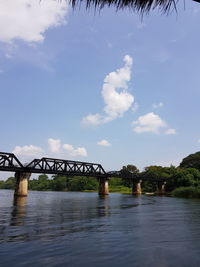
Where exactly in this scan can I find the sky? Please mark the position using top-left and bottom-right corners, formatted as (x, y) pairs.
(1, 0), (200, 179)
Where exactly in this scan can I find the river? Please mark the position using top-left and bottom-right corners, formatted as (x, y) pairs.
(0, 190), (200, 266)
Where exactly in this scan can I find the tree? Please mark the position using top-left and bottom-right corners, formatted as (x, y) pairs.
(141, 166), (165, 192)
(38, 174), (48, 182)
(120, 164), (139, 187)
(52, 175), (69, 191)
(70, 0), (200, 14)
(68, 176), (98, 191)
(29, 174), (53, 191)
(165, 167), (199, 191)
(180, 152), (200, 171)
(3, 177), (15, 189)
(142, 166), (164, 180)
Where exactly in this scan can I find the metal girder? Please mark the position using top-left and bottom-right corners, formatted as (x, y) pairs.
(0, 152), (167, 182)
(24, 157), (107, 177)
(0, 152), (24, 172)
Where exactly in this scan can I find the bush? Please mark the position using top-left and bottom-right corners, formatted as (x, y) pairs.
(172, 186), (200, 198)
(109, 185), (131, 193)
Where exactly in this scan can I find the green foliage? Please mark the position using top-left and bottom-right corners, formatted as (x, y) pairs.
(121, 164), (139, 187)
(29, 174), (53, 191)
(172, 186), (200, 198)
(165, 168), (200, 191)
(180, 152), (200, 170)
(52, 175), (69, 191)
(140, 165), (174, 192)
(141, 181), (157, 193)
(68, 176), (98, 191)
(0, 177), (15, 189)
(109, 185), (131, 193)
(108, 177), (130, 193)
(109, 177), (124, 186)
(142, 165), (170, 181)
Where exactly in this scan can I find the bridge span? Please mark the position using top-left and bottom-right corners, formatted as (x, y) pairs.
(0, 152), (166, 197)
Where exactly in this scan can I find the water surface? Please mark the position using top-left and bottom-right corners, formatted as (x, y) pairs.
(1, 190), (200, 266)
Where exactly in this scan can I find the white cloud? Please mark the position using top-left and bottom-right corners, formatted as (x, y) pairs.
(0, 0), (68, 43)
(82, 114), (104, 126)
(132, 102), (139, 112)
(12, 138), (87, 162)
(48, 138), (61, 153)
(97, 139), (111, 147)
(82, 55), (134, 126)
(152, 102), (164, 109)
(48, 138), (87, 157)
(63, 144), (87, 157)
(12, 145), (44, 160)
(165, 128), (176, 135)
(133, 112), (166, 134)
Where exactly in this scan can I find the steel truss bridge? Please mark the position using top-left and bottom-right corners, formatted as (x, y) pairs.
(0, 152), (165, 182)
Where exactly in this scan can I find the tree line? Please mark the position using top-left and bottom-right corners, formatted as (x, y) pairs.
(1, 151), (200, 196)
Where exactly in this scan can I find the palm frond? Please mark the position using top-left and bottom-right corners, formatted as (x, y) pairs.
(69, 0), (179, 14)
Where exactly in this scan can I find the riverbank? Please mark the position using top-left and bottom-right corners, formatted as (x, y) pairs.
(171, 186), (200, 198)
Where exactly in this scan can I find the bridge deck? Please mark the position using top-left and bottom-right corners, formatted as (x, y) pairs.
(0, 152), (166, 182)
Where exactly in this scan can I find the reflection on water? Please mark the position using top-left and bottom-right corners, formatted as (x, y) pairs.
(11, 196), (27, 226)
(1, 190), (200, 267)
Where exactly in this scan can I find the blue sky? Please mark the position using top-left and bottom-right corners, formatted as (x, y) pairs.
(1, 0), (200, 178)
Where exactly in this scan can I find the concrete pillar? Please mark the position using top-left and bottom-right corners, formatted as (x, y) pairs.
(132, 180), (142, 195)
(98, 178), (109, 195)
(157, 181), (166, 195)
(14, 172), (31, 197)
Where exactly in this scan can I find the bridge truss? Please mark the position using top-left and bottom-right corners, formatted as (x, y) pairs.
(0, 152), (166, 182)
(0, 152), (107, 177)
(25, 157), (107, 177)
(0, 152), (24, 172)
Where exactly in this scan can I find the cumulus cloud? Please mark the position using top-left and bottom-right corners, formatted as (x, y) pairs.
(82, 114), (104, 126)
(133, 112), (167, 134)
(12, 138), (88, 161)
(82, 55), (134, 126)
(152, 102), (164, 109)
(48, 138), (61, 153)
(0, 0), (68, 43)
(97, 139), (111, 147)
(12, 145), (44, 160)
(48, 138), (88, 157)
(165, 128), (176, 135)
(63, 144), (87, 157)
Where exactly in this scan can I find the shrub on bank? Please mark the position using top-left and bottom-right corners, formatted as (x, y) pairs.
(109, 185), (131, 193)
(172, 186), (200, 198)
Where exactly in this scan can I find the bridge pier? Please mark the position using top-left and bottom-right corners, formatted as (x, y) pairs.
(14, 172), (31, 197)
(132, 180), (142, 195)
(98, 178), (109, 195)
(156, 181), (166, 195)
